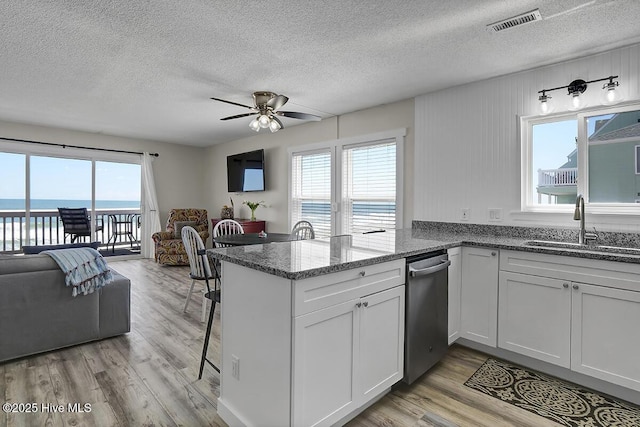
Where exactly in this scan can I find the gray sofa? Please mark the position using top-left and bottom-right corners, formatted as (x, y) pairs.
(0, 253), (130, 363)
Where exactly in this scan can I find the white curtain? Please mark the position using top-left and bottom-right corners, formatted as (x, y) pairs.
(141, 153), (161, 258)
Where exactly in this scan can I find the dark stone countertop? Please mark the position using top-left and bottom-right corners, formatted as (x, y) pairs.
(208, 222), (640, 280)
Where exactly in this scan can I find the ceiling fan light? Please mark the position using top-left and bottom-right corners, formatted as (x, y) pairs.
(258, 114), (271, 128)
(249, 118), (260, 132)
(269, 118), (281, 132)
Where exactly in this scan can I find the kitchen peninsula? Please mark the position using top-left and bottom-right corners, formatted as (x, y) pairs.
(208, 223), (640, 426)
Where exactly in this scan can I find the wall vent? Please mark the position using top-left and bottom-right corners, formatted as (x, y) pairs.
(487, 9), (542, 32)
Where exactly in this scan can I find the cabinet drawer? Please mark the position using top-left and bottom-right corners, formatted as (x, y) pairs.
(293, 259), (405, 317)
(500, 250), (640, 292)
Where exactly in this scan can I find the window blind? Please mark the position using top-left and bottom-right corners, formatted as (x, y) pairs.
(341, 140), (396, 234)
(290, 150), (332, 238)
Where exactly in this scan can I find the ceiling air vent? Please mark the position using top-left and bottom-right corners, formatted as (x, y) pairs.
(487, 9), (542, 32)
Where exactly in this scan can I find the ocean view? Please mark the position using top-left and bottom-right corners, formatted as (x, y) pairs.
(0, 199), (141, 251)
(0, 198), (140, 210)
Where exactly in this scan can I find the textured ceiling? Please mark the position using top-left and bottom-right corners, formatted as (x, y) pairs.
(2, 1), (640, 147)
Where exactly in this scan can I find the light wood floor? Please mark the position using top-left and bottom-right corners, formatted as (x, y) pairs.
(0, 259), (561, 427)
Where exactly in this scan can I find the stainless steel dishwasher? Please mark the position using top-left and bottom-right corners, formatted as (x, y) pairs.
(403, 251), (451, 385)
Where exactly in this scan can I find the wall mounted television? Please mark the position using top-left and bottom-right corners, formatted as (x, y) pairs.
(227, 149), (265, 192)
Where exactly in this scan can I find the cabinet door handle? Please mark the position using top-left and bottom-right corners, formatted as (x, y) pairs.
(572, 284), (579, 290)
(491, 251), (497, 256)
(355, 302), (362, 308)
(563, 283), (569, 288)
(359, 271), (366, 277)
(363, 301), (368, 307)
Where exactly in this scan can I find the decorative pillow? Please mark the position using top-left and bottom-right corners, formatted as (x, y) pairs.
(174, 221), (198, 238)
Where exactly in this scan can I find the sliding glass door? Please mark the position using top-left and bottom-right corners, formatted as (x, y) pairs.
(96, 161), (142, 251)
(0, 152), (26, 251)
(0, 145), (142, 254)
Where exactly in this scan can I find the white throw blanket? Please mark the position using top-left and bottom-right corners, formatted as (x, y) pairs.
(43, 248), (113, 297)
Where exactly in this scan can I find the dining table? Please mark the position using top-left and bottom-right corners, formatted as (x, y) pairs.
(213, 232), (296, 247)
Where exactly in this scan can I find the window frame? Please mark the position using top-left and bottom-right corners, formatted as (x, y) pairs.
(521, 102), (640, 215)
(288, 128), (404, 235)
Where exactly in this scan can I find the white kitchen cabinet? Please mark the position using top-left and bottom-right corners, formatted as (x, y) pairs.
(218, 259), (405, 427)
(460, 246), (499, 347)
(498, 250), (640, 393)
(571, 282), (640, 391)
(447, 247), (461, 344)
(292, 298), (359, 426)
(292, 285), (404, 427)
(498, 271), (571, 367)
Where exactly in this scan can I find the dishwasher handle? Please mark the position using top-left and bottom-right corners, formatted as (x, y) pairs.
(409, 259), (451, 277)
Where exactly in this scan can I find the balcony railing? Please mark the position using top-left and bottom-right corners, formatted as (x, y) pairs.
(0, 209), (141, 254)
(537, 168), (578, 187)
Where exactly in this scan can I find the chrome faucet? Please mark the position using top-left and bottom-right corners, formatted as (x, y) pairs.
(573, 194), (598, 244)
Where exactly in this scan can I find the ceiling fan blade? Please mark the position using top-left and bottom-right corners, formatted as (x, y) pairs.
(210, 97), (254, 109)
(277, 111), (322, 121)
(220, 112), (258, 121)
(267, 94), (289, 110)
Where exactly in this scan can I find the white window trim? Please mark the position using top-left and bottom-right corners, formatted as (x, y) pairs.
(520, 102), (640, 215)
(288, 128), (405, 233)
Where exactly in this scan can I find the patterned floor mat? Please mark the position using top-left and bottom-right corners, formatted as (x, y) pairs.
(464, 358), (640, 427)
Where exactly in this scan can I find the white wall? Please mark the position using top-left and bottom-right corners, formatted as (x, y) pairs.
(414, 43), (640, 232)
(204, 99), (414, 233)
(0, 120), (206, 228)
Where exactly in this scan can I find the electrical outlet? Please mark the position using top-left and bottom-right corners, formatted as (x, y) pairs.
(461, 208), (470, 221)
(231, 355), (240, 380)
(488, 208), (502, 221)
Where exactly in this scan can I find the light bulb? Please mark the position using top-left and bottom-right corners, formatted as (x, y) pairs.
(538, 93), (553, 115)
(568, 92), (586, 110)
(249, 118), (260, 132)
(567, 79), (587, 111)
(572, 94), (581, 109)
(258, 114), (271, 128)
(269, 118), (281, 132)
(602, 81), (622, 105)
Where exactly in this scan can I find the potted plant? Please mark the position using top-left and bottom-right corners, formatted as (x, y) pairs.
(243, 200), (265, 221)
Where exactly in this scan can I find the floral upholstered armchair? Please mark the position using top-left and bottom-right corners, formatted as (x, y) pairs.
(152, 208), (209, 265)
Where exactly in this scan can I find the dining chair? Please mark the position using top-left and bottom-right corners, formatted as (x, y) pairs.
(213, 219), (244, 248)
(181, 226), (216, 322)
(291, 220), (315, 240)
(181, 226), (221, 379)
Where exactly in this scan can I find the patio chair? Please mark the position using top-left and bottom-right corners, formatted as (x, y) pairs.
(58, 207), (103, 243)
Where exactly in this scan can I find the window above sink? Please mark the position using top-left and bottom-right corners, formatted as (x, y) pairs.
(521, 102), (640, 215)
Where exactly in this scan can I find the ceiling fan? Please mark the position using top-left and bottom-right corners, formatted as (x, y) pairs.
(211, 91), (321, 133)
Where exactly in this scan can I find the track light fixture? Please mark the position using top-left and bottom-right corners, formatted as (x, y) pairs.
(537, 75), (621, 114)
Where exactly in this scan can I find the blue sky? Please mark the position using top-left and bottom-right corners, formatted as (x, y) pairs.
(0, 153), (141, 200)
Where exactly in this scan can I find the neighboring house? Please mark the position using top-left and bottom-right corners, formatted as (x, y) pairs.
(537, 111), (640, 203)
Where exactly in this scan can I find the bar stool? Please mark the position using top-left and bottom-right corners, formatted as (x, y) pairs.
(198, 249), (221, 379)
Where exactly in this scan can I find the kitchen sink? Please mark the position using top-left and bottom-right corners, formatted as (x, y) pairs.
(523, 240), (640, 255)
